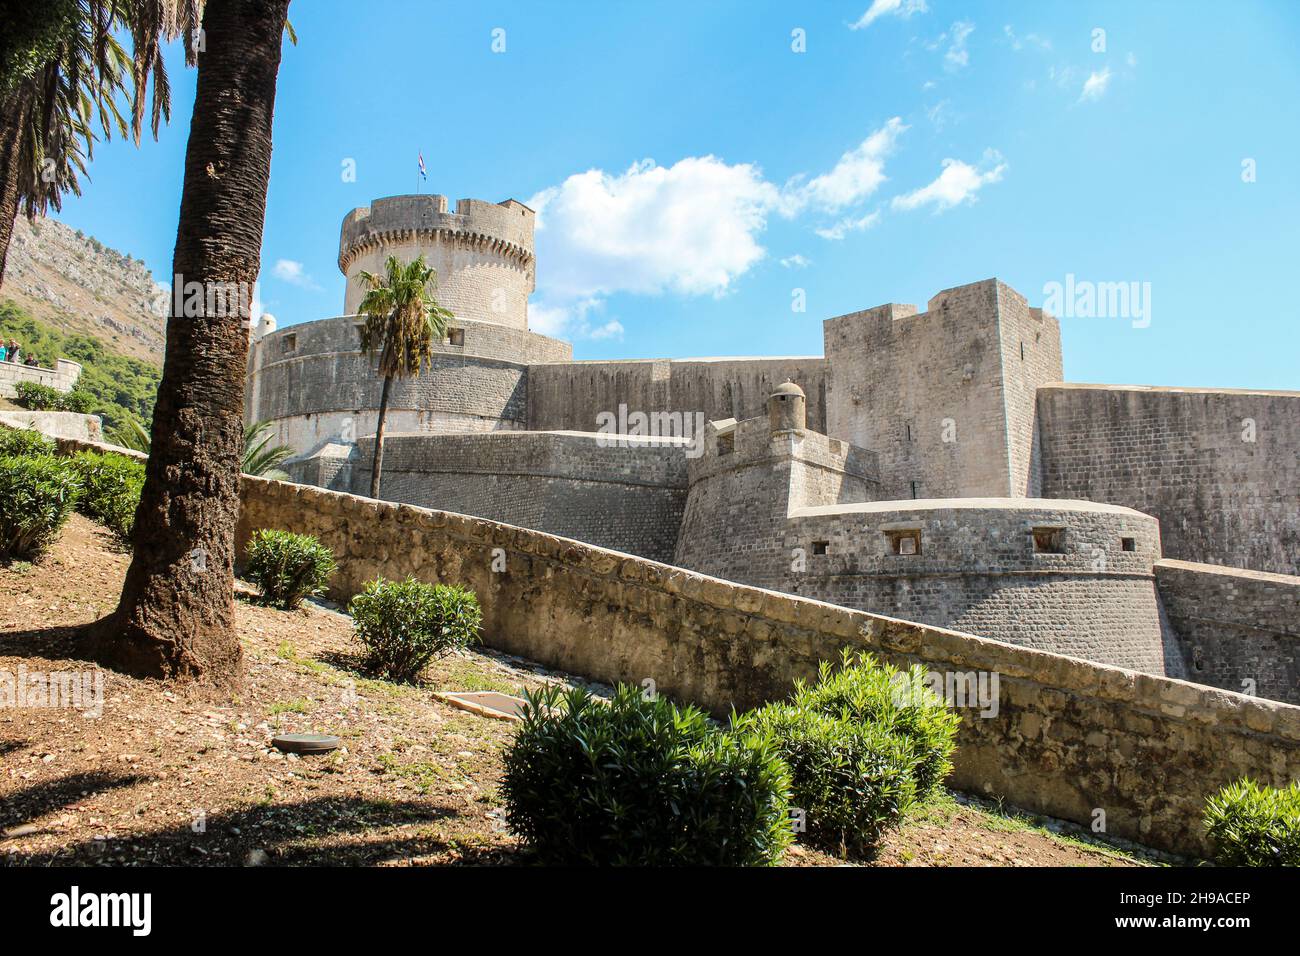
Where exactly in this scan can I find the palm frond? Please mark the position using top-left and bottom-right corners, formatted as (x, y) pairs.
(354, 254), (453, 381)
(242, 420), (294, 478)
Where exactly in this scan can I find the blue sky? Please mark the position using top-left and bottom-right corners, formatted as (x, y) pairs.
(49, 0), (1300, 389)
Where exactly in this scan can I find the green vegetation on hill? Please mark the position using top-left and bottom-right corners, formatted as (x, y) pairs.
(0, 300), (160, 434)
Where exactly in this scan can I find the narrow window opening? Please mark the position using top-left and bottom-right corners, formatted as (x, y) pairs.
(717, 433), (735, 455)
(447, 327), (465, 347)
(1032, 527), (1066, 554)
(812, 541), (829, 556)
(885, 530), (921, 556)
(910, 480), (919, 499)
(1020, 340), (1026, 361)
(281, 334), (297, 354)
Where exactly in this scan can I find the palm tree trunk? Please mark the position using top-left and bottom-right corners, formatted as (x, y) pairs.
(89, 0), (291, 686)
(370, 373), (393, 498)
(0, 86), (33, 290)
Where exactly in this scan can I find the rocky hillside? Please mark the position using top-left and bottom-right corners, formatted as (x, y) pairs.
(1, 215), (165, 363)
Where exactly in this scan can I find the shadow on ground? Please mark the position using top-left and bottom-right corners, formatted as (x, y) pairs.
(2, 776), (512, 865)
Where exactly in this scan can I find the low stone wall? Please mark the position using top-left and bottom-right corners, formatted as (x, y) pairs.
(1156, 559), (1300, 705)
(0, 357), (82, 397)
(0, 410), (102, 442)
(225, 473), (1299, 858)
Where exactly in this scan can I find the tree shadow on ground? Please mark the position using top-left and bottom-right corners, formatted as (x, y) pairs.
(0, 624), (99, 665)
(5, 788), (514, 866)
(0, 770), (151, 834)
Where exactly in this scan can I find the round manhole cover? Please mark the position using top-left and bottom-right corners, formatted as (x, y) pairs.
(271, 733), (340, 754)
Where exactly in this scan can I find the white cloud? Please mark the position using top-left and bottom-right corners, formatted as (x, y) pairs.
(525, 118), (922, 340)
(271, 258), (320, 290)
(945, 21), (975, 71)
(529, 156), (780, 303)
(892, 153), (1006, 213)
(1003, 25), (1051, 52)
(1080, 67), (1111, 102)
(589, 320), (624, 341)
(528, 297), (621, 341)
(816, 211), (881, 241)
(792, 117), (906, 212)
(850, 0), (928, 30)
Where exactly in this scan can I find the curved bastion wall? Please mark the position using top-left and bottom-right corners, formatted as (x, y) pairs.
(780, 499), (1173, 675)
(673, 398), (1173, 674)
(244, 314), (572, 454)
(338, 194), (535, 328)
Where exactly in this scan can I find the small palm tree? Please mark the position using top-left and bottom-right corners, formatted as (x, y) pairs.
(110, 416), (293, 480)
(356, 254), (453, 499)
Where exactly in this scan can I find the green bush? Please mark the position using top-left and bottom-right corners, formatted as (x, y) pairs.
(66, 450), (145, 542)
(12, 381), (61, 410)
(0, 455), (81, 562)
(0, 427), (56, 458)
(502, 683), (793, 865)
(244, 529), (338, 610)
(59, 390), (97, 414)
(348, 576), (481, 681)
(748, 702), (917, 856)
(1204, 778), (1300, 866)
(797, 650), (960, 799)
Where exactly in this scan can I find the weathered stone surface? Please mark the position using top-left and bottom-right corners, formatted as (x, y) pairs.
(1156, 559), (1299, 705)
(37, 436), (1269, 860)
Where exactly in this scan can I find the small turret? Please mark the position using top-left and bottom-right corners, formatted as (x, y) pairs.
(768, 380), (806, 435)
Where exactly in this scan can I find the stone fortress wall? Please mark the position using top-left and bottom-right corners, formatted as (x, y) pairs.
(674, 388), (1175, 675)
(527, 355), (831, 435)
(246, 312), (573, 454)
(351, 430), (691, 563)
(1037, 383), (1300, 576)
(34, 431), (1300, 858)
(244, 191), (1299, 704)
(825, 279), (1062, 500)
(1155, 560), (1299, 704)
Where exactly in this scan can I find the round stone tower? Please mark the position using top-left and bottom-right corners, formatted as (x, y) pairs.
(337, 194), (535, 329)
(768, 380), (807, 434)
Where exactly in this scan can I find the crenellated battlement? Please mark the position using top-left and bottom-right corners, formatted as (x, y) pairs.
(338, 194), (534, 273)
(337, 193), (536, 329)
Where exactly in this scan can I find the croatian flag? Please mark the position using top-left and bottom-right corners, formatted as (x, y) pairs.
(418, 151), (427, 180)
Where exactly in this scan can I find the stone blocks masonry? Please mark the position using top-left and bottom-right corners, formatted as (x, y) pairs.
(244, 192), (1299, 707)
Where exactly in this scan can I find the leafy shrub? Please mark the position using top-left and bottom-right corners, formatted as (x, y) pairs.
(12, 381), (61, 410)
(66, 450), (145, 541)
(1204, 778), (1300, 866)
(59, 390), (97, 414)
(244, 529), (337, 610)
(749, 702), (917, 856)
(503, 683), (793, 865)
(0, 427), (56, 458)
(0, 455), (81, 562)
(797, 650), (960, 799)
(348, 576), (480, 681)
